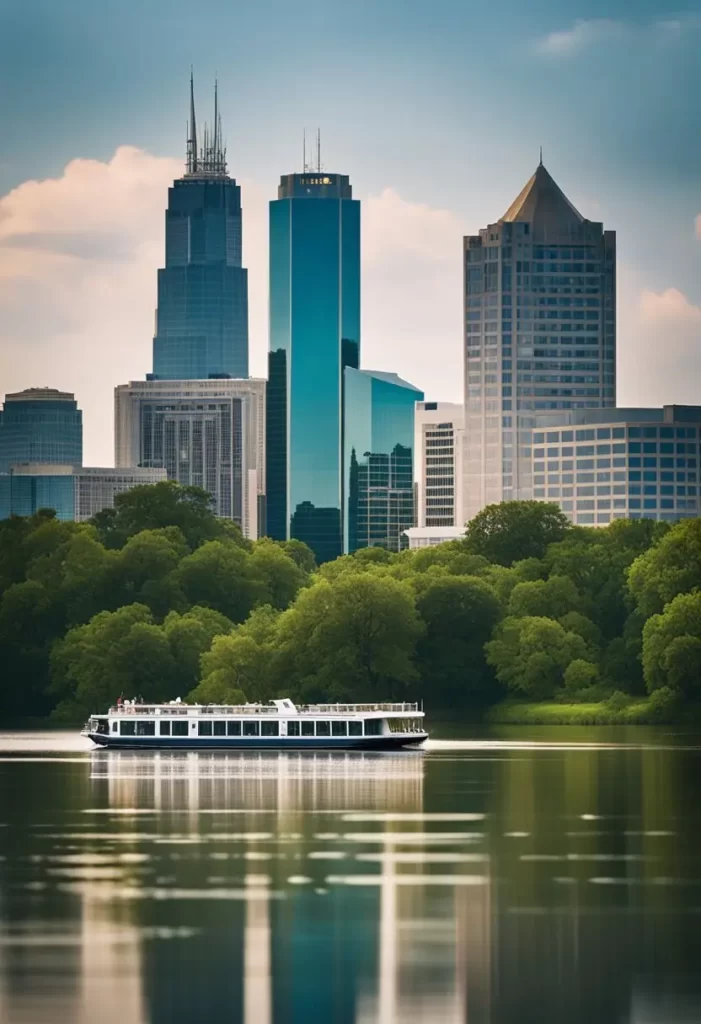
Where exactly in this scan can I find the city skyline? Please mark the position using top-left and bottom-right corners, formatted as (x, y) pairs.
(1, 2), (700, 466)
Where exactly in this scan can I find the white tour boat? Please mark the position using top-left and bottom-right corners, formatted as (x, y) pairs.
(82, 698), (428, 750)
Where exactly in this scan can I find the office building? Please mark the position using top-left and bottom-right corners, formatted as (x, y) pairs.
(115, 378), (265, 539)
(0, 464), (166, 522)
(0, 388), (82, 473)
(344, 369), (423, 553)
(403, 526), (465, 549)
(151, 75), (248, 380)
(267, 164), (360, 563)
(531, 405), (701, 525)
(463, 160), (616, 520)
(415, 401), (464, 529)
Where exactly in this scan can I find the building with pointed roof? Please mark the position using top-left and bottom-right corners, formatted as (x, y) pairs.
(462, 162), (616, 520)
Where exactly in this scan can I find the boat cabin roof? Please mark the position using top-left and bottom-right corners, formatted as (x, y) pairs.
(103, 699), (422, 718)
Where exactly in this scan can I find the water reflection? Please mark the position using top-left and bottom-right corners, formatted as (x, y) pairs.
(0, 735), (700, 1023)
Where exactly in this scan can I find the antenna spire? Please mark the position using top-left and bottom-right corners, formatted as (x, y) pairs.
(539, 145), (543, 167)
(187, 68), (198, 174)
(316, 128), (321, 173)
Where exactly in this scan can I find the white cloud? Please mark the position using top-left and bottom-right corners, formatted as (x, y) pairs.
(535, 15), (701, 56)
(536, 19), (628, 56)
(361, 188), (466, 402)
(617, 276), (701, 408)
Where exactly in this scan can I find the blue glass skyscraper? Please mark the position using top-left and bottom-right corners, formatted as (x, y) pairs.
(0, 388), (82, 473)
(344, 370), (423, 553)
(151, 76), (248, 380)
(267, 167), (360, 563)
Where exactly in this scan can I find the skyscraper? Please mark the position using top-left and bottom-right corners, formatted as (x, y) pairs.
(0, 388), (82, 473)
(463, 160), (616, 520)
(151, 75), (248, 381)
(344, 369), (423, 553)
(267, 163), (360, 563)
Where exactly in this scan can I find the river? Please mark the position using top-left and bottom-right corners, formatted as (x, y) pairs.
(0, 726), (700, 1023)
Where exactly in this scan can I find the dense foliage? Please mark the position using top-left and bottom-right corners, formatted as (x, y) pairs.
(0, 488), (699, 722)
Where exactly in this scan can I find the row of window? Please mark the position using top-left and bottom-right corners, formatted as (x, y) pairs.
(117, 719), (384, 738)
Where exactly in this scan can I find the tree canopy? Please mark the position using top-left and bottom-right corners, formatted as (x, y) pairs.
(1, 486), (700, 721)
(465, 501), (571, 566)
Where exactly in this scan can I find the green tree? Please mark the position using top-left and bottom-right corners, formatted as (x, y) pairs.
(642, 591), (701, 696)
(563, 658), (600, 693)
(629, 518), (701, 616)
(280, 538), (317, 574)
(465, 501), (571, 567)
(278, 573), (423, 701)
(50, 604), (177, 719)
(507, 575), (582, 620)
(486, 616), (588, 699)
(163, 606), (234, 694)
(414, 575), (501, 706)
(248, 539), (308, 609)
(174, 540), (263, 623)
(195, 606), (280, 703)
(89, 481), (241, 551)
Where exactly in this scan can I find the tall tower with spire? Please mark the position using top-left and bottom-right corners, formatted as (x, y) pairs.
(151, 73), (248, 380)
(462, 161), (616, 521)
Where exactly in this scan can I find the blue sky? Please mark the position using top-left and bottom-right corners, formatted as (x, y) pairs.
(1, 0), (700, 463)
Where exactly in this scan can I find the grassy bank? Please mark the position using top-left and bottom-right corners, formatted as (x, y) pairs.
(487, 696), (701, 726)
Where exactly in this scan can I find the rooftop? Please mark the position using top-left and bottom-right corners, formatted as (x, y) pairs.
(5, 388), (76, 403)
(500, 161), (585, 231)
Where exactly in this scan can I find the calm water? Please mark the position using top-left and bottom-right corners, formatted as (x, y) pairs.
(1, 728), (700, 1024)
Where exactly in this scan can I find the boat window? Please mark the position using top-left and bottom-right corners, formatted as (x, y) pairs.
(261, 721), (279, 737)
(243, 721), (260, 737)
(348, 721), (362, 736)
(364, 719), (382, 736)
(172, 721), (188, 737)
(332, 721), (347, 737)
(120, 721), (136, 736)
(316, 721), (331, 737)
(160, 721), (171, 736)
(227, 721), (241, 736)
(301, 721), (315, 737)
(112, 721), (118, 733)
(213, 721), (226, 736)
(198, 721), (213, 736)
(136, 721), (155, 736)
(287, 721), (300, 736)
(387, 717), (424, 733)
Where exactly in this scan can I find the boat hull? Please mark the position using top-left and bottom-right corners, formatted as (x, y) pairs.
(85, 732), (427, 751)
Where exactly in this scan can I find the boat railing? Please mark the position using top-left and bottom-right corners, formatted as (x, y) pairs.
(108, 701), (420, 716)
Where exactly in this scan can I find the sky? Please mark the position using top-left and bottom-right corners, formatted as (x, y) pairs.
(0, 0), (700, 465)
